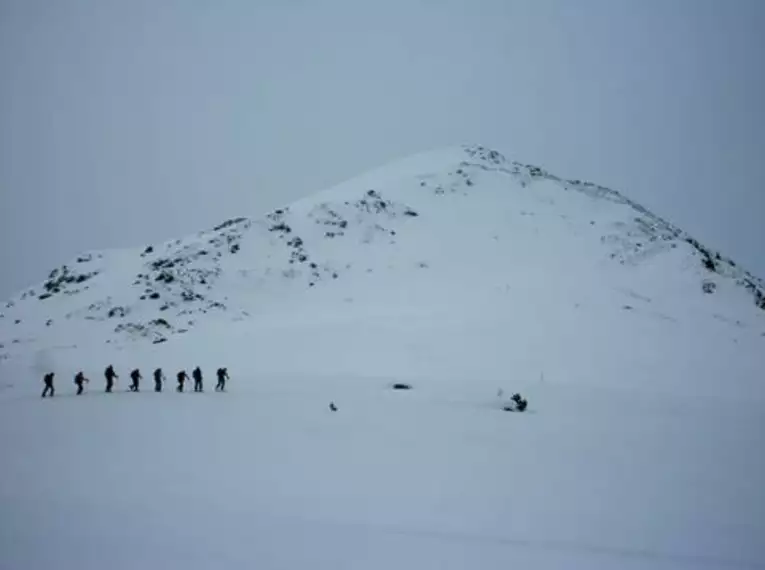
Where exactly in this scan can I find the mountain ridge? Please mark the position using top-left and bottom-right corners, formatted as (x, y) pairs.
(1, 144), (763, 361)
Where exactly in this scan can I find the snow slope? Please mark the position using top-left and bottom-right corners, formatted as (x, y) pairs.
(1, 145), (764, 569)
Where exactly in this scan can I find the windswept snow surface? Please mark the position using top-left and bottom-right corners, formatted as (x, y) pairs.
(1, 146), (764, 569)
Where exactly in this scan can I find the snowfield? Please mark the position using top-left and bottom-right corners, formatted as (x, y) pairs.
(1, 145), (764, 569)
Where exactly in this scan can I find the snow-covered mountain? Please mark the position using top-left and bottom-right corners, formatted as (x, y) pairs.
(1, 145), (764, 570)
(1, 144), (763, 362)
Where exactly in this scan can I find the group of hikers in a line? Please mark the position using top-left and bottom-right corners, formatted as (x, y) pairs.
(40, 365), (229, 398)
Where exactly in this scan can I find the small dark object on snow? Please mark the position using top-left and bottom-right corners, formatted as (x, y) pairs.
(41, 372), (55, 398)
(329, 402), (338, 412)
(392, 383), (412, 390)
(504, 392), (528, 412)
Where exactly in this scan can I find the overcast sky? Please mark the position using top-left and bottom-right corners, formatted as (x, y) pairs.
(1, 0), (763, 299)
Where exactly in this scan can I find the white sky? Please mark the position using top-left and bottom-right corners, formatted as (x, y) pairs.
(1, 0), (763, 299)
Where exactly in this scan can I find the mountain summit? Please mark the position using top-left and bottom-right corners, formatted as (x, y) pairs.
(1, 144), (762, 364)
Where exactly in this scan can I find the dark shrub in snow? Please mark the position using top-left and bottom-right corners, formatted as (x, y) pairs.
(504, 393), (528, 412)
(702, 281), (717, 294)
(149, 292), (160, 300)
